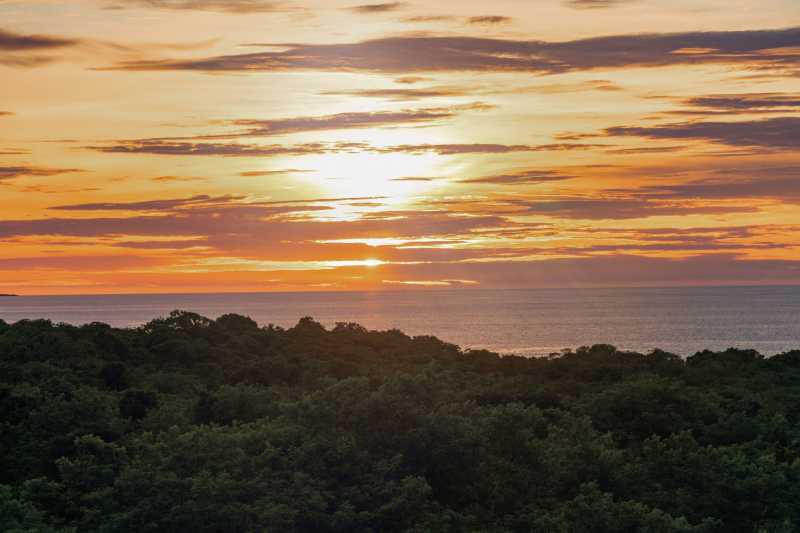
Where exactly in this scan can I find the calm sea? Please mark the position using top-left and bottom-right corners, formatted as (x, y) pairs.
(1, 286), (799, 357)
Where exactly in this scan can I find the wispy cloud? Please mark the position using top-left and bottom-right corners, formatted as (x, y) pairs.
(466, 16), (512, 25)
(673, 93), (800, 115)
(0, 27), (80, 67)
(511, 197), (757, 220)
(0, 166), (83, 182)
(460, 169), (575, 185)
(320, 87), (470, 101)
(605, 117), (800, 149)
(0, 28), (78, 51)
(105, 0), (287, 13)
(564, 0), (636, 9)
(208, 107), (463, 138)
(89, 139), (604, 157)
(106, 28), (800, 74)
(346, 2), (406, 14)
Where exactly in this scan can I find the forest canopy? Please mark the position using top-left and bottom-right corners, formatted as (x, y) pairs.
(2, 310), (800, 532)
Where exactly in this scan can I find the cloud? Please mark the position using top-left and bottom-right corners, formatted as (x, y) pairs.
(605, 117), (800, 149)
(382, 279), (478, 287)
(678, 93), (800, 114)
(460, 169), (575, 185)
(103, 106), (475, 146)
(0, 111), (13, 117)
(564, 0), (634, 9)
(151, 175), (207, 182)
(0, 209), (507, 246)
(49, 194), (245, 212)
(106, 27), (800, 75)
(604, 146), (685, 155)
(239, 168), (312, 177)
(394, 76), (430, 84)
(113, 239), (209, 250)
(320, 86), (469, 101)
(0, 28), (77, 51)
(383, 142), (602, 155)
(89, 140), (603, 157)
(564, 0), (635, 8)
(467, 16), (512, 25)
(105, 0), (286, 13)
(401, 14), (510, 26)
(516, 197), (756, 220)
(0, 255), (167, 271)
(641, 174), (800, 202)
(346, 2), (406, 14)
(0, 166), (83, 182)
(215, 107), (460, 137)
(0, 27), (79, 67)
(401, 15), (457, 23)
(88, 140), (342, 157)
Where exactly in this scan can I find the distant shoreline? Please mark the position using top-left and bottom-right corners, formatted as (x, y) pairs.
(7, 283), (800, 299)
(0, 294), (18, 297)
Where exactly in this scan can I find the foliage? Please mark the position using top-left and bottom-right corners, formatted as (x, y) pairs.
(1, 310), (799, 531)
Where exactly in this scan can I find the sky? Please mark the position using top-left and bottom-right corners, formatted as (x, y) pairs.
(1, 0), (800, 294)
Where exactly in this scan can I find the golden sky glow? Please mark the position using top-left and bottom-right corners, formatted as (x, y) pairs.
(1, 0), (800, 294)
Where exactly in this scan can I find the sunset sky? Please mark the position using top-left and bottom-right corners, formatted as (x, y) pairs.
(1, 0), (800, 294)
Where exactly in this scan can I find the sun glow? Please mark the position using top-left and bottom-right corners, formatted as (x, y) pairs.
(292, 151), (448, 202)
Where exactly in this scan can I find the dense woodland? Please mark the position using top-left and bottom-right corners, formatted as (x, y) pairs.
(2, 311), (800, 532)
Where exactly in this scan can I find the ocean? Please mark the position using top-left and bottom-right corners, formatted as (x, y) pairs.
(1, 285), (799, 357)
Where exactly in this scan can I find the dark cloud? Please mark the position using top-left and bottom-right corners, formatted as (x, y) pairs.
(239, 168), (312, 177)
(605, 117), (800, 149)
(0, 210), (507, 244)
(217, 108), (459, 137)
(394, 76), (430, 84)
(0, 166), (83, 182)
(49, 194), (245, 212)
(516, 197), (756, 220)
(679, 93), (800, 114)
(106, 27), (800, 74)
(525, 79), (623, 94)
(113, 240), (209, 250)
(106, 0), (286, 13)
(151, 175), (208, 182)
(0, 28), (77, 51)
(347, 2), (406, 14)
(467, 16), (512, 25)
(401, 15), (457, 23)
(89, 140), (603, 157)
(0, 255), (167, 271)
(641, 175), (800, 202)
(88, 140), (343, 157)
(564, 0), (635, 8)
(460, 169), (575, 185)
(0, 27), (79, 67)
(383, 143), (603, 155)
(401, 14), (510, 26)
(46, 193), (393, 216)
(604, 146), (685, 155)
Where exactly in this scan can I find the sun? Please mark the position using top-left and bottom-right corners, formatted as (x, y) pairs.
(286, 150), (448, 202)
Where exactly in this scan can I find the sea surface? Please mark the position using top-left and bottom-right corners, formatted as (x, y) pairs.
(1, 286), (799, 357)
